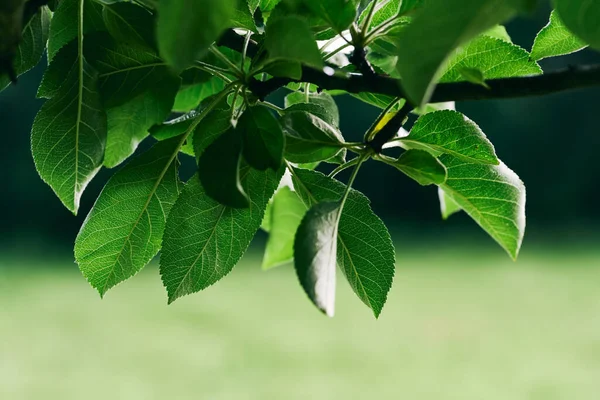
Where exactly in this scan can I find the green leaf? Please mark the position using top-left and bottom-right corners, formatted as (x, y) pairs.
(438, 187), (462, 220)
(401, 110), (499, 165)
(438, 154), (526, 259)
(388, 150), (447, 185)
(160, 166), (283, 303)
(75, 137), (182, 296)
(284, 91), (340, 127)
(173, 76), (226, 113)
(282, 111), (346, 164)
(102, 2), (157, 49)
(484, 25), (512, 42)
(292, 168), (395, 317)
(555, 0), (600, 50)
(531, 10), (588, 61)
(0, 6), (50, 92)
(104, 75), (180, 168)
(351, 92), (398, 109)
(263, 186), (307, 269)
(239, 105), (285, 171)
(394, 0), (528, 105)
(157, 0), (236, 70)
(264, 15), (323, 68)
(47, 0), (105, 61)
(304, 0), (357, 33)
(358, 0), (401, 30)
(441, 36), (542, 83)
(294, 201), (341, 317)
(198, 128), (249, 208)
(232, 0), (258, 32)
(31, 29), (106, 214)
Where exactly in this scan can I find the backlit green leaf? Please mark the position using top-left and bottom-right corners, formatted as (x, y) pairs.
(265, 16), (323, 68)
(389, 150), (447, 185)
(531, 10), (588, 61)
(75, 137), (182, 296)
(285, 91), (340, 127)
(555, 0), (600, 50)
(438, 187), (462, 220)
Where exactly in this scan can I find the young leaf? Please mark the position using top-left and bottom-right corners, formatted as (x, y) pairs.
(294, 201), (341, 317)
(285, 91), (340, 127)
(239, 105), (285, 171)
(438, 154), (526, 259)
(157, 0), (236, 70)
(264, 16), (323, 68)
(400, 110), (499, 165)
(438, 187), (462, 220)
(198, 128), (249, 208)
(282, 111), (346, 163)
(75, 137), (182, 296)
(102, 2), (157, 49)
(389, 150), (447, 186)
(555, 0), (600, 50)
(394, 0), (528, 105)
(160, 166), (283, 303)
(531, 10), (588, 61)
(31, 31), (106, 214)
(441, 36), (542, 83)
(104, 75), (180, 168)
(263, 186), (307, 269)
(304, 0), (357, 33)
(292, 168), (395, 317)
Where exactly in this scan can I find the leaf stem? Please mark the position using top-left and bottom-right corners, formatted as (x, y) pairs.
(328, 157), (361, 178)
(209, 45), (244, 78)
(323, 43), (352, 61)
(241, 31), (252, 71)
(193, 62), (234, 82)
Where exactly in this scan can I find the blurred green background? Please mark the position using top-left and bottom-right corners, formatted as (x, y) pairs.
(1, 5), (599, 399)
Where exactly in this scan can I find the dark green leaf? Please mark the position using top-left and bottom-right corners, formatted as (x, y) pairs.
(304, 0), (357, 33)
(292, 168), (395, 317)
(531, 10), (588, 61)
(75, 137), (182, 295)
(232, 0), (258, 31)
(239, 105), (284, 171)
(438, 154), (526, 259)
(555, 0), (600, 50)
(263, 186), (307, 269)
(294, 201), (341, 317)
(401, 110), (499, 165)
(173, 76), (226, 113)
(102, 2), (157, 49)
(160, 166), (283, 303)
(389, 150), (447, 185)
(438, 187), (462, 220)
(285, 91), (339, 127)
(264, 15), (323, 68)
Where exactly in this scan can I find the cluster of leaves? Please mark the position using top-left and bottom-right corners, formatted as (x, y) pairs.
(2, 0), (599, 317)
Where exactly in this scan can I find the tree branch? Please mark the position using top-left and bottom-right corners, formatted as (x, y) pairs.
(218, 29), (600, 103)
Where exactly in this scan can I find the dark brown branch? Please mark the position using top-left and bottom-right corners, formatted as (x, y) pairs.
(218, 29), (600, 103)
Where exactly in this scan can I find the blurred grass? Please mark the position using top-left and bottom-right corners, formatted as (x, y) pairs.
(1, 248), (600, 400)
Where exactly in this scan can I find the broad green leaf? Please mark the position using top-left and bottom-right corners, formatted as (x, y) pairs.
(263, 186), (307, 269)
(198, 128), (249, 208)
(389, 150), (447, 185)
(282, 111), (346, 163)
(75, 137), (182, 295)
(47, 0), (105, 61)
(294, 201), (341, 317)
(239, 105), (284, 171)
(192, 99), (233, 157)
(232, 0), (258, 31)
(484, 25), (512, 42)
(157, 0), (236, 70)
(173, 76), (226, 113)
(265, 16), (323, 68)
(104, 75), (180, 168)
(285, 91), (339, 127)
(263, 60), (303, 80)
(401, 110), (499, 165)
(441, 36), (542, 83)
(304, 0), (357, 33)
(395, 0), (527, 105)
(292, 168), (395, 317)
(31, 28), (106, 214)
(438, 187), (462, 220)
(160, 166), (283, 303)
(438, 154), (526, 259)
(102, 2), (156, 49)
(351, 92), (398, 109)
(151, 112), (196, 141)
(555, 0), (600, 50)
(399, 0), (422, 14)
(0, 6), (50, 92)
(531, 10), (588, 61)
(358, 0), (401, 30)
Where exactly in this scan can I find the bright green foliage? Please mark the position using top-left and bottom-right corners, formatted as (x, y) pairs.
(531, 10), (588, 61)
(441, 36), (542, 83)
(294, 201), (341, 316)
(400, 110), (498, 165)
(157, 0), (236, 70)
(389, 149), (447, 186)
(555, 0), (600, 50)
(75, 137), (182, 295)
(292, 169), (396, 318)
(160, 166), (282, 303)
(262, 186), (307, 269)
(438, 155), (526, 259)
(4, 0), (588, 317)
